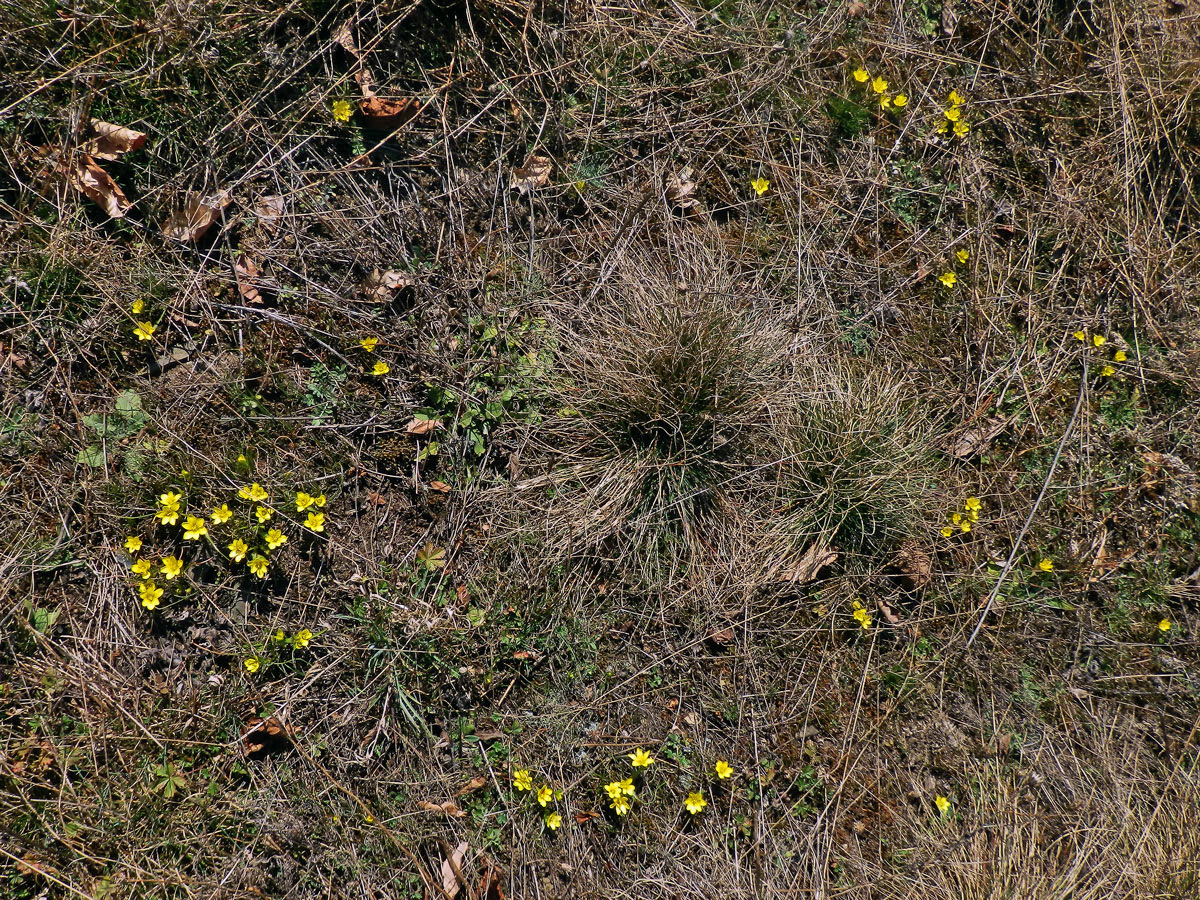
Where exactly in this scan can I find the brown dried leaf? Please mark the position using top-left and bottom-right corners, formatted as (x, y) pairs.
(66, 154), (131, 218)
(947, 417), (1007, 459)
(242, 716), (291, 757)
(783, 543), (837, 584)
(665, 167), (702, 215)
(254, 194), (285, 232)
(162, 190), (232, 243)
(511, 154), (552, 194)
(454, 775), (488, 797)
(363, 267), (417, 301)
(358, 96), (421, 130)
(707, 626), (734, 646)
(332, 20), (377, 98)
(84, 119), (147, 160)
(233, 255), (262, 304)
(429, 480), (451, 493)
(418, 799), (467, 818)
(441, 841), (469, 898)
(891, 543), (932, 590)
(405, 417), (440, 436)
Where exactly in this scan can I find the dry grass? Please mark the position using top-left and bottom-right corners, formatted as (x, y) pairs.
(2, 0), (1200, 897)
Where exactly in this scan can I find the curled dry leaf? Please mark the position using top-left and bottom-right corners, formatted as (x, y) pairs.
(233, 255), (263, 304)
(429, 480), (451, 493)
(162, 190), (232, 242)
(363, 267), (417, 301)
(83, 119), (146, 160)
(454, 775), (489, 797)
(418, 799), (467, 818)
(254, 195), (285, 232)
(358, 96), (421, 130)
(332, 20), (376, 98)
(666, 166), (704, 217)
(891, 543), (932, 590)
(66, 154), (132, 218)
(947, 417), (1007, 459)
(405, 417), (440, 436)
(781, 542), (837, 584)
(440, 841), (470, 899)
(511, 154), (552, 194)
(242, 716), (291, 758)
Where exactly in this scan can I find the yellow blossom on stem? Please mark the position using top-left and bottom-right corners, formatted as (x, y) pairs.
(1038, 558), (1054, 572)
(210, 504), (232, 525)
(1074, 330), (1087, 341)
(295, 491), (315, 512)
(161, 556), (183, 580)
(228, 538), (249, 562)
(953, 119), (969, 138)
(750, 176), (770, 196)
(960, 520), (972, 533)
(618, 777), (636, 797)
(537, 785), (554, 807)
(684, 791), (707, 815)
(544, 812), (562, 830)
(1099, 365), (1116, 377)
(131, 558), (152, 579)
(248, 555), (269, 579)
(244, 656), (261, 673)
(238, 483), (268, 503)
(305, 512), (325, 533)
(892, 93), (908, 108)
(139, 582), (163, 610)
(940, 526), (954, 538)
(605, 781), (624, 801)
(871, 76), (888, 94)
(155, 503), (181, 526)
(274, 629), (287, 643)
(938, 272), (957, 288)
(332, 99), (351, 123)
(133, 321), (156, 341)
(948, 90), (965, 107)
(964, 497), (982, 511)
(879, 93), (892, 110)
(513, 770), (533, 791)
(956, 249), (970, 263)
(715, 760), (734, 780)
(1092, 334), (1106, 347)
(292, 628), (313, 649)
(371, 361), (390, 377)
(360, 336), (379, 352)
(944, 107), (962, 122)
(610, 795), (631, 816)
(935, 795), (951, 816)
(255, 505), (273, 524)
(182, 516), (207, 540)
(313, 494), (326, 508)
(853, 607), (872, 629)
(131, 298), (145, 314)
(265, 528), (288, 551)
(124, 535), (143, 554)
(853, 67), (870, 83)
(1159, 619), (1171, 633)
(628, 748), (654, 768)
(1113, 349), (1127, 362)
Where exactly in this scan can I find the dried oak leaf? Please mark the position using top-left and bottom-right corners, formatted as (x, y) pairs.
(454, 775), (488, 797)
(405, 417), (440, 436)
(418, 799), (467, 818)
(254, 194), (285, 232)
(665, 166), (705, 217)
(162, 190), (232, 243)
(363, 267), (417, 301)
(359, 96), (421, 130)
(440, 841), (470, 899)
(233, 255), (263, 304)
(781, 543), (837, 584)
(83, 119), (146, 160)
(510, 154), (552, 194)
(891, 543), (932, 590)
(947, 417), (1007, 459)
(63, 154), (131, 218)
(242, 716), (291, 758)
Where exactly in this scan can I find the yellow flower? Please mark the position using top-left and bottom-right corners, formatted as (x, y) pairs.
(248, 555), (269, 579)
(238, 482), (268, 503)
(159, 491), (182, 507)
(940, 526), (954, 538)
(537, 785), (554, 807)
(853, 67), (870, 83)
(161, 556), (183, 581)
(131, 558), (152, 578)
(313, 494), (326, 508)
(293, 628), (313, 649)
(255, 505), (273, 524)
(750, 176), (770, 197)
(155, 503), (180, 526)
(1113, 349), (1127, 362)
(1038, 558), (1053, 572)
(956, 249), (970, 263)
(610, 795), (631, 816)
(684, 791), (707, 815)
(1099, 365), (1116, 377)
(1092, 334), (1106, 347)
(605, 781), (624, 801)
(124, 535), (143, 554)
(228, 538), (249, 562)
(210, 504), (232, 525)
(964, 497), (982, 511)
(332, 99), (352, 123)
(871, 75), (888, 94)
(244, 656), (261, 673)
(628, 748), (654, 768)
(265, 528), (288, 551)
(1074, 330), (1087, 341)
(371, 361), (390, 376)
(1159, 619), (1171, 633)
(853, 607), (872, 629)
(960, 520), (972, 533)
(967, 508), (979, 522)
(295, 491), (315, 512)
(618, 777), (636, 797)
(182, 516), (207, 540)
(938, 272), (957, 288)
(133, 321), (156, 341)
(513, 769), (533, 792)
(305, 512), (325, 533)
(937, 120), (949, 135)
(952, 512), (962, 525)
(715, 760), (734, 780)
(948, 90), (965, 107)
(879, 93), (892, 110)
(274, 629), (287, 643)
(892, 93), (908, 108)
(935, 795), (951, 816)
(139, 582), (163, 610)
(544, 812), (562, 831)
(944, 107), (961, 122)
(131, 298), (145, 314)
(360, 336), (379, 352)
(953, 119), (969, 138)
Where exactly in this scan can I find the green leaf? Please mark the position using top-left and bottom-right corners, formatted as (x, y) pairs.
(114, 390), (142, 415)
(78, 444), (107, 467)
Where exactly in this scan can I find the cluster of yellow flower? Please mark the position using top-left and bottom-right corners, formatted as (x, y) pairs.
(850, 599), (872, 630)
(936, 90), (969, 139)
(937, 247), (970, 289)
(1073, 329), (1128, 377)
(243, 628), (316, 676)
(940, 496), (982, 538)
(332, 99), (352, 123)
(126, 482), (330, 612)
(852, 66), (908, 111)
(360, 335), (390, 377)
(512, 750), (736, 830)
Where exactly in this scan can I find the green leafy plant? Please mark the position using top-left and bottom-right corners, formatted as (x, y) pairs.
(78, 390), (149, 472)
